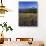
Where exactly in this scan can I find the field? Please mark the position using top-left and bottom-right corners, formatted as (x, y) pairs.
(19, 12), (37, 26)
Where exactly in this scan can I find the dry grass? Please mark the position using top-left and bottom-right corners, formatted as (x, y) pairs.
(19, 13), (37, 26)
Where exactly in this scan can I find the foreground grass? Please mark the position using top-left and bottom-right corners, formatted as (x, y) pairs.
(19, 13), (37, 26)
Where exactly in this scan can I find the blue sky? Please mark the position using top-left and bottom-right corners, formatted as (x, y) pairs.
(19, 2), (38, 9)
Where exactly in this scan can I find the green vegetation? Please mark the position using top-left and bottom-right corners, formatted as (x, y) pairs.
(0, 22), (13, 32)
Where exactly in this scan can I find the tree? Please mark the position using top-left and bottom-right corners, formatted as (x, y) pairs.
(0, 22), (13, 44)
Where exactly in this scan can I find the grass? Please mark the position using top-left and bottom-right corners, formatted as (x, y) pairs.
(19, 13), (37, 26)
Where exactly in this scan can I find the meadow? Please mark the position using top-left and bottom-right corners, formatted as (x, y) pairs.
(19, 12), (37, 26)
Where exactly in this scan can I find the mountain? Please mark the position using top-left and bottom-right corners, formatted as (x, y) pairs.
(19, 8), (37, 13)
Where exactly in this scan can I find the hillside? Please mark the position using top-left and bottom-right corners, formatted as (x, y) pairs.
(19, 8), (37, 13)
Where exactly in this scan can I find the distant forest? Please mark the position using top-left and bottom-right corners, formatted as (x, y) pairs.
(19, 8), (37, 13)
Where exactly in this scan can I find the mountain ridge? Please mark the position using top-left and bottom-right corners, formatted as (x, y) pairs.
(19, 8), (37, 13)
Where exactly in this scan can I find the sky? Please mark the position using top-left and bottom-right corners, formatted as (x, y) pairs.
(19, 2), (38, 9)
